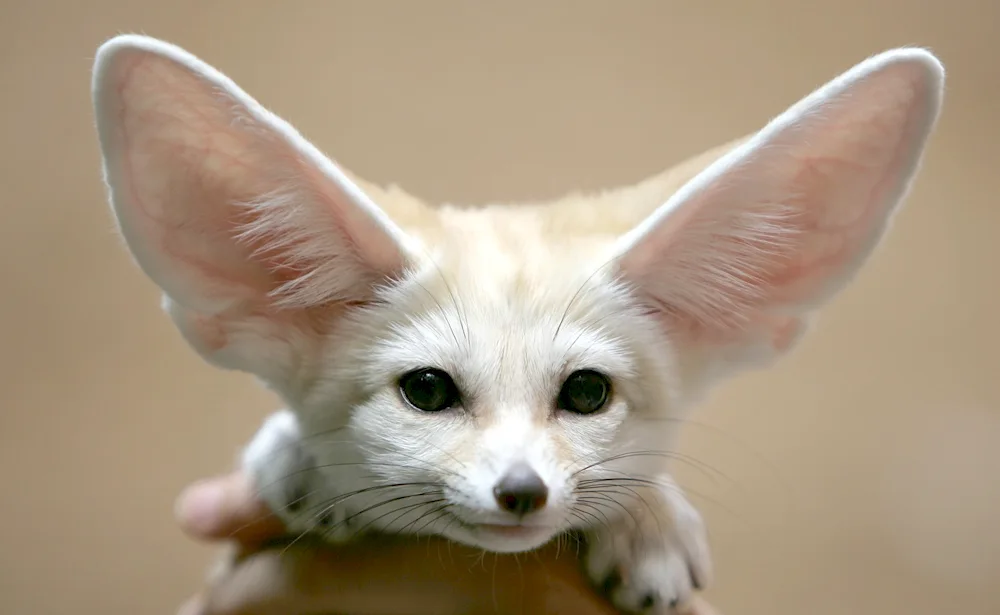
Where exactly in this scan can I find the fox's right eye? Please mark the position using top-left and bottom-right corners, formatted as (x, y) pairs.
(399, 368), (460, 412)
(557, 369), (611, 415)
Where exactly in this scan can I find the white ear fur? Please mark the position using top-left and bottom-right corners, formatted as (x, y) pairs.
(615, 48), (944, 378)
(92, 35), (414, 383)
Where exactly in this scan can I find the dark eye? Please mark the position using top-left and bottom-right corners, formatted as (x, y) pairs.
(399, 368), (460, 412)
(557, 370), (611, 415)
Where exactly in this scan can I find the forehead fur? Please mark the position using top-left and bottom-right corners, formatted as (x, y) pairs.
(355, 209), (641, 381)
(300, 194), (684, 410)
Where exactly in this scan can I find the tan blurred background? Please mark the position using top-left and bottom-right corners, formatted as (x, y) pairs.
(1, 1), (998, 614)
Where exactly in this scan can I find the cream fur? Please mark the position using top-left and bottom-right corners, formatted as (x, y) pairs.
(92, 35), (944, 613)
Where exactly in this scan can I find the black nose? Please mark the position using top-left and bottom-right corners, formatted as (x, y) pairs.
(493, 463), (548, 515)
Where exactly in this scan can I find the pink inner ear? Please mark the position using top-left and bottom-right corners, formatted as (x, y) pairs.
(105, 49), (403, 319)
(114, 52), (284, 305)
(622, 57), (935, 355)
(753, 91), (919, 308)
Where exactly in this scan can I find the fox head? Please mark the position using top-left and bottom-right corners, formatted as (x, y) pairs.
(93, 35), (943, 551)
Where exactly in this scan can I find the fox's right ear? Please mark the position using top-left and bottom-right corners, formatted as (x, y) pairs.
(614, 48), (944, 382)
(92, 35), (415, 385)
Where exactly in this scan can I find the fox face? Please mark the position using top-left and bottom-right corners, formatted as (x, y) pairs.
(92, 34), (943, 557)
(293, 204), (684, 551)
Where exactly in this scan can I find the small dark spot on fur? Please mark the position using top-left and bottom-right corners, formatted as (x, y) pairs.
(640, 594), (656, 610)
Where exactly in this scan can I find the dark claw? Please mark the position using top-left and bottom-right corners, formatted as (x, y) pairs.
(640, 594), (657, 610)
(689, 563), (702, 591)
(669, 598), (679, 610)
(286, 486), (307, 513)
(600, 568), (623, 595)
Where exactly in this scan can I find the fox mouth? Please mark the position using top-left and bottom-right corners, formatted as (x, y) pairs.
(440, 510), (560, 547)
(445, 508), (554, 531)
(470, 522), (553, 538)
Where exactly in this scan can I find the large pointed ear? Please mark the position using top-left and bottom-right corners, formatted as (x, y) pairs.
(92, 35), (414, 384)
(614, 49), (945, 380)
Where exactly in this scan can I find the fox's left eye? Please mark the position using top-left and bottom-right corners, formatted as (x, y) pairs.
(557, 370), (611, 415)
(399, 368), (460, 412)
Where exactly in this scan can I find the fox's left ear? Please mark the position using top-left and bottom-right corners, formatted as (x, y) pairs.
(615, 48), (945, 375)
(92, 35), (415, 386)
